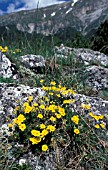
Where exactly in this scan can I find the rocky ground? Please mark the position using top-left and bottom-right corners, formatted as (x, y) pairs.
(0, 45), (108, 169)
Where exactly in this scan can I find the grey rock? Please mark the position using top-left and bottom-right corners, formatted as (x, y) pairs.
(0, 54), (18, 79)
(55, 45), (108, 67)
(54, 45), (108, 95)
(74, 48), (108, 67)
(55, 44), (73, 58)
(19, 54), (45, 69)
(85, 66), (108, 90)
(0, 83), (108, 127)
(73, 93), (108, 116)
(0, 83), (45, 127)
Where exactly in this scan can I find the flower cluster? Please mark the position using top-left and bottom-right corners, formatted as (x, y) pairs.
(10, 114), (26, 131)
(0, 46), (8, 53)
(8, 80), (106, 153)
(71, 115), (79, 125)
(89, 112), (105, 129)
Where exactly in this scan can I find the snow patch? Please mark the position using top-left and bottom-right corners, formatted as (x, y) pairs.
(71, 0), (79, 7)
(51, 12), (56, 16)
(65, 8), (72, 14)
(43, 13), (46, 18)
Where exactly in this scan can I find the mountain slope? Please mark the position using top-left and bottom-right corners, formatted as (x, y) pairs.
(0, 0), (108, 37)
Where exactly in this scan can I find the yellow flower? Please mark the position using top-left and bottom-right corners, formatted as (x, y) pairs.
(13, 118), (18, 124)
(4, 46), (8, 52)
(55, 87), (60, 92)
(17, 114), (26, 123)
(8, 124), (13, 128)
(42, 144), (48, 152)
(51, 86), (56, 91)
(24, 105), (32, 113)
(61, 91), (68, 96)
(50, 81), (56, 86)
(60, 87), (66, 91)
(39, 104), (45, 110)
(41, 129), (49, 137)
(47, 125), (56, 132)
(60, 111), (66, 116)
(63, 100), (71, 104)
(93, 115), (100, 121)
(71, 115), (79, 125)
(48, 104), (57, 112)
(45, 104), (57, 112)
(50, 116), (56, 122)
(28, 96), (33, 102)
(81, 104), (91, 110)
(67, 89), (76, 95)
(33, 106), (38, 111)
(40, 124), (46, 129)
(89, 112), (94, 117)
(58, 107), (66, 116)
(74, 128), (80, 134)
(100, 123), (105, 129)
(33, 103), (38, 107)
(58, 84), (62, 88)
(31, 130), (41, 137)
(23, 102), (29, 107)
(55, 113), (61, 119)
(56, 94), (61, 97)
(45, 106), (49, 111)
(1, 46), (8, 53)
(29, 137), (36, 144)
(37, 113), (43, 119)
(94, 124), (100, 129)
(19, 124), (26, 131)
(42, 86), (49, 91)
(89, 112), (104, 121)
(44, 96), (49, 101)
(50, 101), (55, 104)
(15, 106), (20, 111)
(49, 92), (53, 96)
(29, 137), (41, 145)
(40, 79), (44, 83)
(70, 99), (76, 103)
(99, 115), (104, 119)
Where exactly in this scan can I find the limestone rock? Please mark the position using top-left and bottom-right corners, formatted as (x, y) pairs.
(55, 44), (73, 58)
(19, 54), (45, 73)
(74, 48), (108, 67)
(85, 65), (108, 90)
(55, 45), (108, 67)
(0, 83), (108, 127)
(0, 83), (45, 127)
(54, 45), (108, 99)
(0, 53), (18, 79)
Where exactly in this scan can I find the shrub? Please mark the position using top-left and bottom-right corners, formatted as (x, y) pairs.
(92, 19), (108, 55)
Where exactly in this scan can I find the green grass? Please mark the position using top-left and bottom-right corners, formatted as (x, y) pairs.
(0, 77), (14, 83)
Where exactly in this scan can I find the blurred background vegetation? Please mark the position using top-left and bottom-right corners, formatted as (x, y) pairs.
(0, 19), (108, 56)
